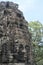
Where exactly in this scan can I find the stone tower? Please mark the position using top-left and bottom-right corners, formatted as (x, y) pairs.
(0, 1), (33, 65)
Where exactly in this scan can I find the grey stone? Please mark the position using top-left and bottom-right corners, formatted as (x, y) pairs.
(0, 1), (33, 65)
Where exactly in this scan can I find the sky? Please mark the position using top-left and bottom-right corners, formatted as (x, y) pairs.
(0, 0), (43, 24)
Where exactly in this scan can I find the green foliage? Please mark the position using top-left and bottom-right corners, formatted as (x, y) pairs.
(28, 21), (43, 65)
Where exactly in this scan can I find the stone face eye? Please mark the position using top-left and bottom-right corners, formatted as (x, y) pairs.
(25, 45), (30, 50)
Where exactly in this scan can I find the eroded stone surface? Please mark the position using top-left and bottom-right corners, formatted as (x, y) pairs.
(0, 1), (33, 65)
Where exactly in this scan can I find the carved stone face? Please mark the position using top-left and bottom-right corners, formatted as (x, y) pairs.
(0, 1), (32, 65)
